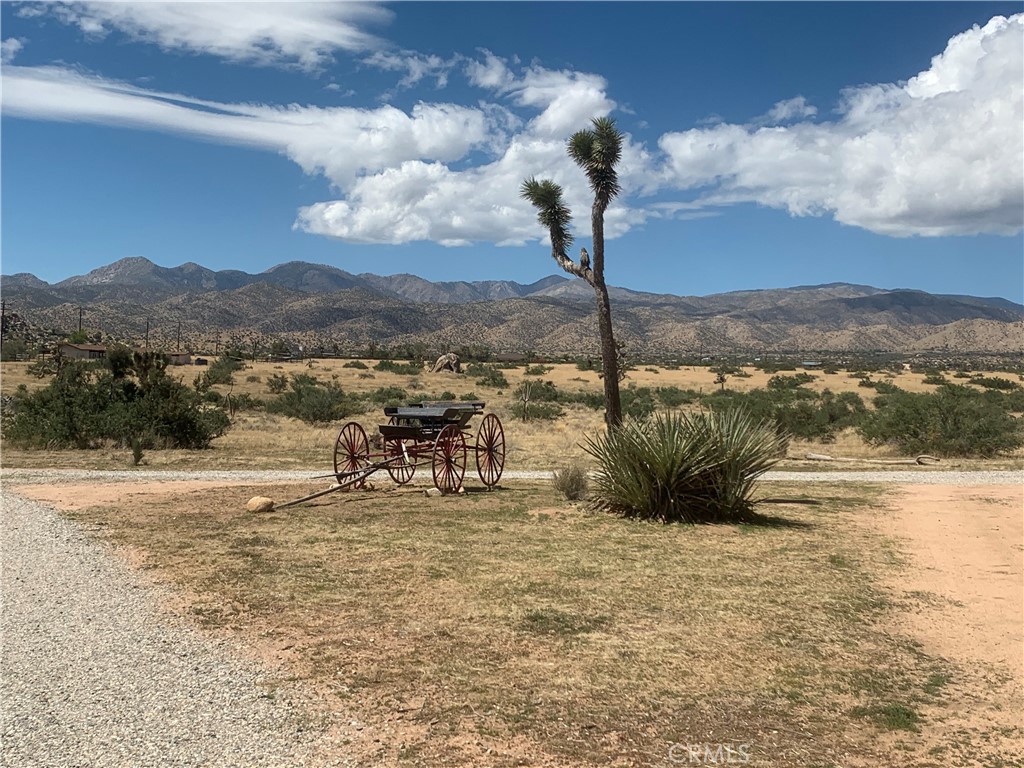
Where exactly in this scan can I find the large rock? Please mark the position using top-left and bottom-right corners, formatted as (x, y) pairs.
(246, 496), (275, 513)
(430, 352), (461, 373)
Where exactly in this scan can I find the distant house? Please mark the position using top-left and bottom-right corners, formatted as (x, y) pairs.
(59, 343), (107, 360)
(167, 351), (192, 366)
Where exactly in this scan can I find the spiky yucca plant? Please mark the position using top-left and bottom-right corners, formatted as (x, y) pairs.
(583, 409), (788, 523)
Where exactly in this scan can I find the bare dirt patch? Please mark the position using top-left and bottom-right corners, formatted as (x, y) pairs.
(866, 484), (1023, 766)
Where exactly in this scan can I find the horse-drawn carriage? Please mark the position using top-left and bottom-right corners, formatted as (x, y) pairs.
(332, 401), (505, 493)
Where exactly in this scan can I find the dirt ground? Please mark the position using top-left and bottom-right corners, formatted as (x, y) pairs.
(14, 479), (1024, 765)
(869, 484), (1023, 765)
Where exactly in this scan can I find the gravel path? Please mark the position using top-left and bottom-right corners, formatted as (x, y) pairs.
(1, 466), (1019, 767)
(0, 492), (347, 768)
(2, 467), (1022, 486)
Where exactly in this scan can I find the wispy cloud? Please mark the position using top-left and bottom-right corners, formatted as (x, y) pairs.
(756, 96), (817, 125)
(37, 1), (393, 71)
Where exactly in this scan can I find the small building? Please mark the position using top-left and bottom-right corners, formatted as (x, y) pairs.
(58, 343), (107, 360)
(167, 351), (192, 366)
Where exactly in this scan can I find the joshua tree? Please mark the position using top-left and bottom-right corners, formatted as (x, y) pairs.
(521, 116), (624, 427)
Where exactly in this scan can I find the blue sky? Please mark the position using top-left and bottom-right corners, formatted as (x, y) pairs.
(2, 1), (1022, 302)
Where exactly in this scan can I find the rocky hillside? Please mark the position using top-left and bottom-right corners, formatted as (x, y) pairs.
(1, 257), (1021, 354)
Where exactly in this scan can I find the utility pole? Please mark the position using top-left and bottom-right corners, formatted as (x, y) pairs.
(176, 321), (181, 352)
(145, 318), (150, 350)
(78, 306), (84, 333)
(1, 299), (6, 341)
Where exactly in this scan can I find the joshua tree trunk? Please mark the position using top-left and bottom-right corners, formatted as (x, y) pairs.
(590, 204), (621, 427)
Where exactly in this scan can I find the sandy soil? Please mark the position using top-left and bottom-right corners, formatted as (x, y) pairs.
(16, 479), (1024, 765)
(872, 484), (1023, 765)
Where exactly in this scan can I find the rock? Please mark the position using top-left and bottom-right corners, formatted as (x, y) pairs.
(425, 488), (443, 497)
(246, 496), (275, 513)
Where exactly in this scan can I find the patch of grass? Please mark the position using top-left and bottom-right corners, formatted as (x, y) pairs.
(850, 702), (922, 731)
(518, 608), (610, 636)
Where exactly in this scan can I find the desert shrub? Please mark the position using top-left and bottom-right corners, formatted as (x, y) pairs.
(972, 376), (1020, 391)
(343, 360), (368, 369)
(206, 356), (243, 385)
(654, 386), (699, 407)
(515, 380), (560, 402)
(922, 373), (948, 386)
(225, 393), (263, 412)
(374, 359), (422, 375)
(266, 374), (358, 424)
(859, 384), (1023, 457)
(552, 463), (589, 500)
(524, 364), (554, 376)
(707, 387), (864, 442)
(518, 401), (564, 421)
(459, 392), (480, 401)
(621, 387), (656, 420)
(584, 409), (788, 523)
(4, 361), (228, 449)
(365, 386), (408, 405)
(469, 364), (509, 388)
(563, 390), (606, 410)
(767, 373), (816, 390)
(266, 373), (288, 393)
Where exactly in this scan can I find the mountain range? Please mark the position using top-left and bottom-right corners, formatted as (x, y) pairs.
(2, 257), (1022, 355)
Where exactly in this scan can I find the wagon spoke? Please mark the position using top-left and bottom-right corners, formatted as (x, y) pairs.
(475, 413), (505, 487)
(333, 422), (370, 489)
(433, 424), (466, 494)
(385, 436), (416, 485)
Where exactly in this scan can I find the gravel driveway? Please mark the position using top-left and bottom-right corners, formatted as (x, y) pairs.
(1, 489), (348, 768)
(2, 467), (1020, 766)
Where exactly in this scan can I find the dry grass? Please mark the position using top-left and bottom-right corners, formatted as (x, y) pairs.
(3, 360), (1022, 471)
(59, 479), (954, 767)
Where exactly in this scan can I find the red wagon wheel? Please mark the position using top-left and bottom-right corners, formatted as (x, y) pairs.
(385, 437), (415, 484)
(474, 413), (505, 488)
(334, 422), (370, 487)
(432, 424), (466, 494)
(384, 415), (415, 485)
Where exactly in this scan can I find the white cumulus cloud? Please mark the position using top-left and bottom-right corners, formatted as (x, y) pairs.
(658, 14), (1023, 236)
(1, 37), (25, 64)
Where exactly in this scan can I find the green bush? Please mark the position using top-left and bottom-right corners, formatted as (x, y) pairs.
(584, 409), (788, 523)
(654, 386), (698, 407)
(266, 373), (288, 393)
(524, 364), (554, 376)
(706, 386), (864, 443)
(972, 376), (1020, 391)
(767, 373), (816, 390)
(520, 401), (564, 421)
(514, 380), (560, 402)
(205, 356), (244, 385)
(5, 361), (228, 450)
(342, 360), (368, 369)
(472, 365), (509, 388)
(621, 386), (656, 419)
(266, 374), (358, 424)
(374, 359), (422, 375)
(365, 386), (408, 405)
(859, 384), (1023, 457)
